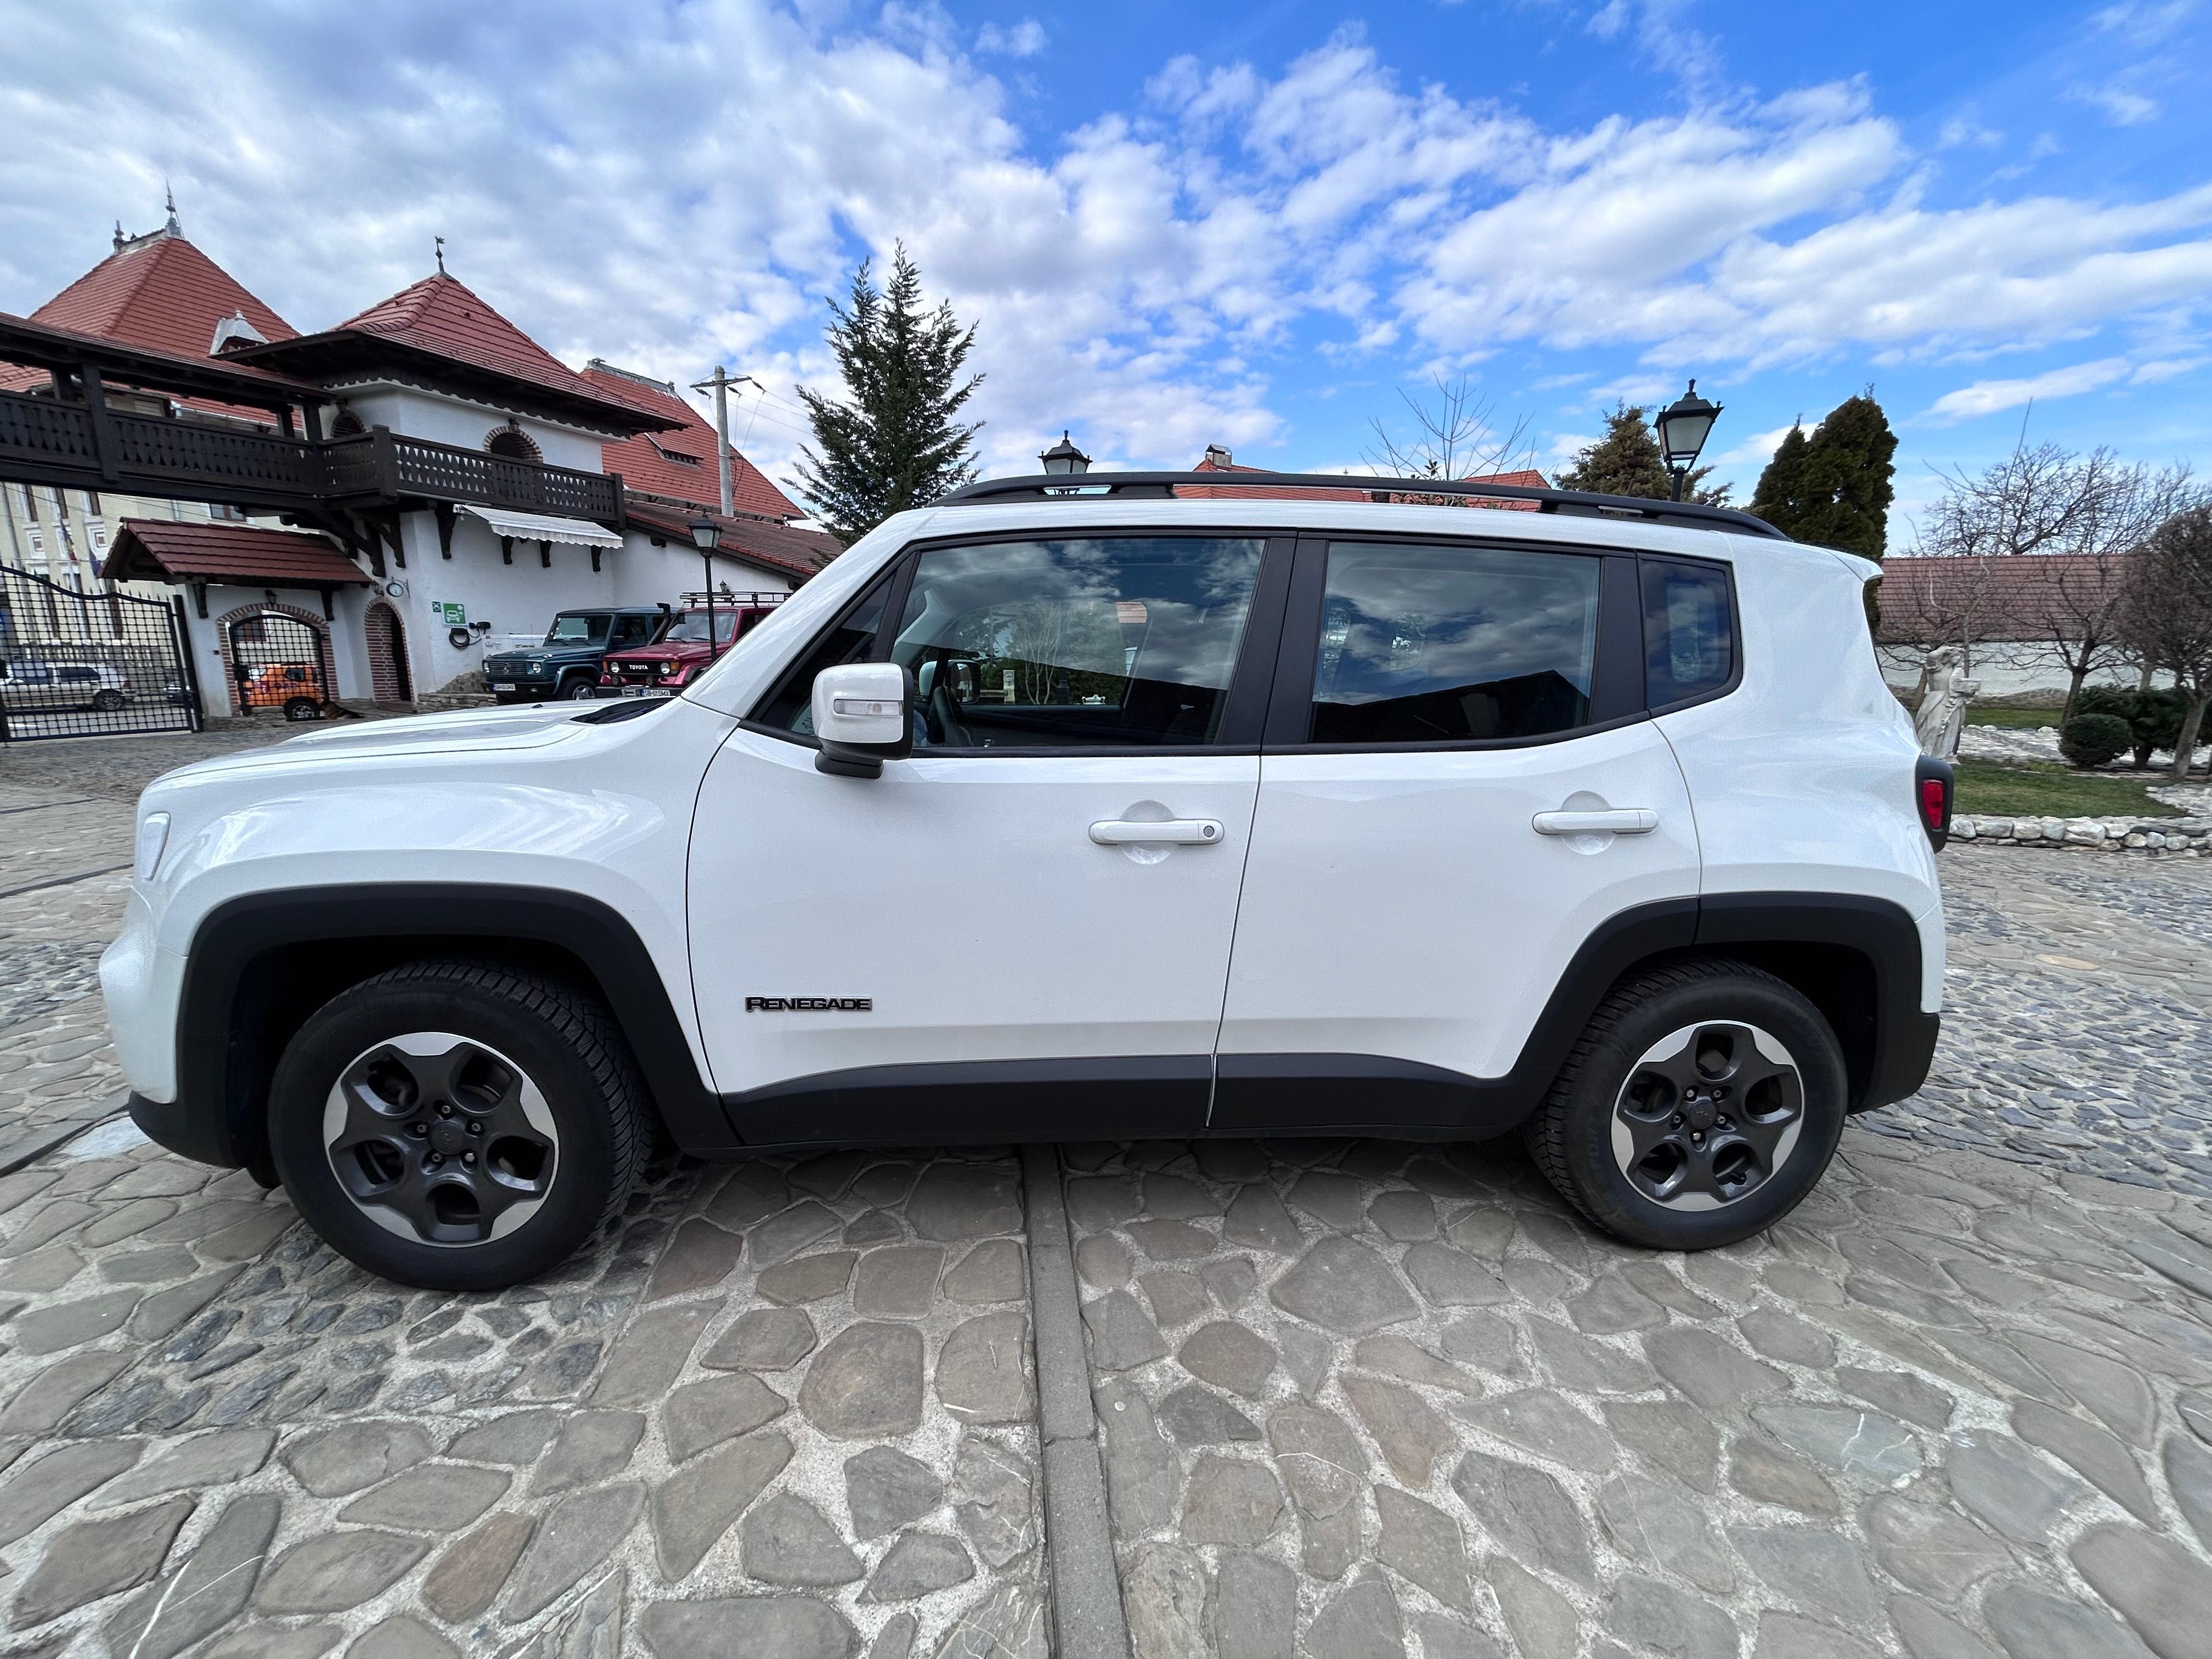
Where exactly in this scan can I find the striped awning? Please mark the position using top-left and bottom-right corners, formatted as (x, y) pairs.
(457, 504), (623, 549)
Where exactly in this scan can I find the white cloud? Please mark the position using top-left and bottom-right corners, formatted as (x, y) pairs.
(2070, 79), (2160, 126)
(1922, 357), (2133, 423)
(0, 3), (2207, 483)
(1710, 422), (1799, 467)
(975, 18), (1046, 58)
(2091, 0), (2197, 44)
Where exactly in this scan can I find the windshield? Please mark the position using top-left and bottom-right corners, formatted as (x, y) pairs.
(662, 610), (740, 645)
(544, 613), (611, 646)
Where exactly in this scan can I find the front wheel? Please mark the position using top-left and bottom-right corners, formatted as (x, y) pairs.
(268, 961), (647, 1289)
(563, 676), (599, 701)
(91, 689), (127, 711)
(283, 696), (322, 722)
(1525, 958), (1847, 1250)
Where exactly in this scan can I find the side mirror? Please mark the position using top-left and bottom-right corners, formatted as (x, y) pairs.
(811, 661), (913, 778)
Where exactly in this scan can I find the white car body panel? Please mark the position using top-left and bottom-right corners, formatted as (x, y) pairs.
(689, 729), (1259, 1093)
(1217, 723), (1700, 1080)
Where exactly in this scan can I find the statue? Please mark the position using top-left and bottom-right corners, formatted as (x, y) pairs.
(1913, 645), (1978, 759)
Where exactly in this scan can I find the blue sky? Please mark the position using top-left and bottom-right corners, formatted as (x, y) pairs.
(2, 1), (2209, 537)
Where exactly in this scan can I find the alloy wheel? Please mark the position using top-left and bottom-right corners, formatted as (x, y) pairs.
(1610, 1021), (1804, 1211)
(323, 1031), (560, 1246)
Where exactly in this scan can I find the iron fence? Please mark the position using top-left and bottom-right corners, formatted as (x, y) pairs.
(0, 564), (200, 741)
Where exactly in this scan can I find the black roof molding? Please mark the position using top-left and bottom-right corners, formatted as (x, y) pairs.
(938, 471), (1788, 540)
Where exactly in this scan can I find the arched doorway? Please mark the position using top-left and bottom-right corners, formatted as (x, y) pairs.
(226, 609), (330, 721)
(364, 601), (412, 704)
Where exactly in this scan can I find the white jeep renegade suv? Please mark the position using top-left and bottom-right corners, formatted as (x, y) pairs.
(101, 473), (1949, 1289)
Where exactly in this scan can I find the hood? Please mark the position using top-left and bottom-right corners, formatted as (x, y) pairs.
(607, 642), (706, 662)
(154, 704), (593, 786)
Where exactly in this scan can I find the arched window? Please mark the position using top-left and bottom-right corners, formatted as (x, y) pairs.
(485, 424), (541, 462)
(330, 409), (366, 438)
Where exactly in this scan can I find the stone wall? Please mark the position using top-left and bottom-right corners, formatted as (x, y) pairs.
(1950, 814), (2212, 852)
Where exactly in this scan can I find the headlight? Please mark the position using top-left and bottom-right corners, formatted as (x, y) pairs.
(659, 661), (678, 678)
(135, 812), (171, 882)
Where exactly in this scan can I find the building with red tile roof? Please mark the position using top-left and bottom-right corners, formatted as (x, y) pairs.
(1184, 447), (1551, 507)
(232, 272), (674, 437)
(579, 362), (805, 521)
(104, 518), (369, 590)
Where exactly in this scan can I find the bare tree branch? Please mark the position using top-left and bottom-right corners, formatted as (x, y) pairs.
(1364, 374), (1536, 504)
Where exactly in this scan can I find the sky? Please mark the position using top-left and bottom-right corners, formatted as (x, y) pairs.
(2, 0), (2209, 539)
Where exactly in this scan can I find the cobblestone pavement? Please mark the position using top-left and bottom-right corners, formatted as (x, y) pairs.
(2, 731), (2210, 1657)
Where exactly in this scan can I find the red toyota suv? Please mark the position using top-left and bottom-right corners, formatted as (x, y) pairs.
(598, 592), (786, 697)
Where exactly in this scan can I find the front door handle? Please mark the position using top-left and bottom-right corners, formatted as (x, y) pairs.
(1091, 819), (1226, 847)
(1533, 808), (1658, 837)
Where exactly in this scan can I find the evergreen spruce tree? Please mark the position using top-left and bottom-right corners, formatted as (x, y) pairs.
(1748, 392), (1895, 557)
(1555, 403), (1731, 504)
(795, 245), (983, 545)
(1794, 392), (1896, 559)
(1749, 422), (1813, 529)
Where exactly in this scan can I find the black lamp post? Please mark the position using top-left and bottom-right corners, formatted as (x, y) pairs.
(1039, 431), (1091, 476)
(1654, 381), (1722, 503)
(690, 517), (721, 659)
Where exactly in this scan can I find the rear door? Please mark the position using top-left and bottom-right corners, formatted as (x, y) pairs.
(1214, 533), (1704, 1132)
(688, 530), (1291, 1143)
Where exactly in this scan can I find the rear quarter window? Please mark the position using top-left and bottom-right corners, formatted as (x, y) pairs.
(1641, 558), (1735, 709)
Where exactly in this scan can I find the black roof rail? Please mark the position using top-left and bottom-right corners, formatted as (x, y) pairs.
(935, 470), (1787, 540)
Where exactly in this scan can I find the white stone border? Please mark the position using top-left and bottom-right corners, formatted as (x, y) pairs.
(1951, 813), (2212, 853)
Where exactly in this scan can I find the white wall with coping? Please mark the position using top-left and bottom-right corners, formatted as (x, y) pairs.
(328, 385), (606, 472)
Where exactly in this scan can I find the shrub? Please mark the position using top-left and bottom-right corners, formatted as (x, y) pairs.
(2059, 712), (2134, 769)
(2076, 685), (2187, 766)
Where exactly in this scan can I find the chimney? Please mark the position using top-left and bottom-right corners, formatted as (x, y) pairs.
(1203, 444), (1233, 469)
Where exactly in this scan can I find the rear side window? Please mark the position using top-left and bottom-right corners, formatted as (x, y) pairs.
(1308, 542), (1600, 743)
(1641, 558), (1735, 707)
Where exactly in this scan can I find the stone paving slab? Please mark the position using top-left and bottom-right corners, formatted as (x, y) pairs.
(0, 1130), (1046, 1658)
(1063, 1130), (2212, 1659)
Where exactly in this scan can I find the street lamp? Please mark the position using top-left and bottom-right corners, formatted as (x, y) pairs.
(1039, 431), (1091, 476)
(690, 517), (721, 661)
(1654, 380), (1722, 503)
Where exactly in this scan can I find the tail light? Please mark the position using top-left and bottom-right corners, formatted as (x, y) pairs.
(1915, 757), (1953, 851)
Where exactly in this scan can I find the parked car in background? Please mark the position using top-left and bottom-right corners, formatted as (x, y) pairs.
(484, 608), (664, 703)
(1, 659), (132, 711)
(599, 592), (785, 697)
(236, 662), (328, 721)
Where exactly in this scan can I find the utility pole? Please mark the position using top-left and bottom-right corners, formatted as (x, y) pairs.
(689, 366), (758, 518)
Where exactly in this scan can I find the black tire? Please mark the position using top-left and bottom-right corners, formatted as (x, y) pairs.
(562, 675), (598, 701)
(91, 689), (127, 712)
(1524, 958), (1847, 1250)
(268, 960), (646, 1289)
(283, 696), (322, 722)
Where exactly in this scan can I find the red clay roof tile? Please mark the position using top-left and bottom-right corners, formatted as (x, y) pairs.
(104, 519), (369, 587)
(579, 368), (803, 520)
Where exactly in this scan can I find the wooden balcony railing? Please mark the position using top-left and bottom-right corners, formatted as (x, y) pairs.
(0, 390), (622, 527)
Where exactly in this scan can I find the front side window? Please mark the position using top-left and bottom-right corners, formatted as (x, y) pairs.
(1643, 558), (1735, 707)
(753, 578), (893, 734)
(612, 614), (653, 646)
(891, 537), (1264, 749)
(1307, 542), (1601, 743)
(545, 613), (611, 646)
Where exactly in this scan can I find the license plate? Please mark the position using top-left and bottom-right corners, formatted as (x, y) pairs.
(492, 682), (517, 692)
(621, 687), (674, 699)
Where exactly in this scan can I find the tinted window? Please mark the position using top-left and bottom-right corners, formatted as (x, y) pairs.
(611, 614), (654, 646)
(545, 613), (611, 645)
(753, 577), (892, 734)
(1643, 559), (1735, 707)
(891, 537), (1264, 749)
(664, 610), (741, 645)
(1308, 543), (1600, 743)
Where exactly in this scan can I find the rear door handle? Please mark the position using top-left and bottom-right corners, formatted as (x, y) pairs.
(1091, 819), (1226, 847)
(1532, 808), (1658, 836)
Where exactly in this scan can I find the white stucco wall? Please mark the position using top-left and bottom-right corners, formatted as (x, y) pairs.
(329, 385), (607, 473)
(174, 582), (375, 718)
(611, 530), (792, 610)
(1877, 642), (2168, 699)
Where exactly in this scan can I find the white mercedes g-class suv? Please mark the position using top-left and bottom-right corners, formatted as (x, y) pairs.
(102, 473), (1949, 1289)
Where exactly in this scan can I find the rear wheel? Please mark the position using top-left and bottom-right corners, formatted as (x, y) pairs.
(91, 689), (126, 711)
(283, 696), (322, 721)
(1525, 958), (1847, 1250)
(269, 961), (646, 1289)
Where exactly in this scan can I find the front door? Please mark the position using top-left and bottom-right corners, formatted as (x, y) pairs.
(1214, 534), (1705, 1131)
(689, 531), (1284, 1144)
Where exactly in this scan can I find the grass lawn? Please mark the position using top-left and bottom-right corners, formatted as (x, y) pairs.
(1965, 707), (2062, 730)
(1953, 756), (2182, 820)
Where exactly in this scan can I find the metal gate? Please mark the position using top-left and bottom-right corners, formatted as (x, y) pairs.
(226, 610), (330, 722)
(0, 564), (200, 741)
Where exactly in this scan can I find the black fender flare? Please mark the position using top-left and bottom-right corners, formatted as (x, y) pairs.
(147, 884), (724, 1171)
